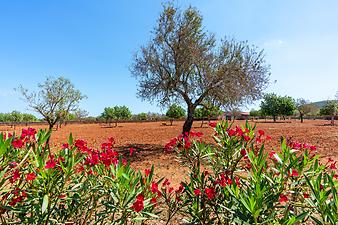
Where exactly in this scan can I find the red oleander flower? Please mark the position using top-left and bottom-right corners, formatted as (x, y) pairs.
(258, 130), (265, 136)
(291, 169), (299, 177)
(279, 194), (288, 203)
(26, 172), (36, 181)
(240, 149), (247, 156)
(303, 193), (310, 198)
(61, 143), (69, 149)
(144, 168), (151, 176)
(131, 194), (144, 212)
(310, 145), (317, 151)
(163, 179), (170, 186)
(227, 129), (236, 136)
(194, 189), (201, 196)
(243, 135), (250, 141)
(265, 135), (272, 141)
(235, 177), (241, 188)
(12, 139), (24, 148)
(176, 183), (184, 193)
(330, 162), (337, 170)
(209, 122), (217, 128)
(129, 147), (135, 156)
(10, 169), (20, 183)
(269, 151), (276, 159)
(150, 197), (157, 206)
(205, 188), (216, 200)
(45, 156), (57, 169)
(151, 182), (159, 194)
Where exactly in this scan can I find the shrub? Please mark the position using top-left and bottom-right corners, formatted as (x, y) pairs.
(0, 128), (160, 224)
(165, 120), (338, 224)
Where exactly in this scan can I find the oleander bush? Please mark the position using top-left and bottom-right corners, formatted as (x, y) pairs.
(0, 128), (160, 225)
(164, 120), (338, 225)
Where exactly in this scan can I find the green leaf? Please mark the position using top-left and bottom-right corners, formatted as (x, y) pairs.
(42, 194), (49, 213)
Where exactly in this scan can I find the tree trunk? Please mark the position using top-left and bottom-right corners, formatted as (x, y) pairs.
(300, 114), (304, 123)
(170, 119), (173, 126)
(182, 105), (195, 135)
(46, 123), (54, 146)
(273, 115), (276, 122)
(200, 120), (204, 127)
(331, 116), (335, 126)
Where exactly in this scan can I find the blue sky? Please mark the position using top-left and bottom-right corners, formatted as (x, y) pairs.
(0, 0), (337, 116)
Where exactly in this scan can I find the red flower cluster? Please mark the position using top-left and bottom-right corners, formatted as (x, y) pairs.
(131, 194), (144, 212)
(164, 131), (204, 152)
(11, 128), (37, 149)
(226, 126), (251, 142)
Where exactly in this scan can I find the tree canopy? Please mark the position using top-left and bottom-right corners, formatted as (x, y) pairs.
(19, 76), (86, 131)
(260, 93), (295, 122)
(101, 106), (132, 127)
(296, 99), (319, 123)
(166, 104), (185, 125)
(320, 101), (337, 125)
(131, 4), (270, 133)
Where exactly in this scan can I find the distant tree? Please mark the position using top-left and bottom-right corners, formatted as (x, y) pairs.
(279, 96), (296, 120)
(249, 109), (261, 120)
(19, 76), (86, 136)
(296, 99), (319, 123)
(260, 93), (281, 122)
(21, 113), (38, 122)
(320, 101), (337, 125)
(135, 112), (148, 121)
(194, 103), (221, 127)
(166, 104), (185, 126)
(74, 109), (89, 121)
(131, 4), (270, 134)
(9, 111), (23, 128)
(249, 109), (260, 117)
(101, 106), (132, 127)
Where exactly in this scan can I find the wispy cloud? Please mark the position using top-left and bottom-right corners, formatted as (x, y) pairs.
(0, 89), (15, 97)
(263, 39), (285, 48)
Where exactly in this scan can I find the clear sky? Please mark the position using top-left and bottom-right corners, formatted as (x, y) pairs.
(0, 0), (337, 117)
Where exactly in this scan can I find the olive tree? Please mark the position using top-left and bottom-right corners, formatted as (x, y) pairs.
(296, 99), (319, 123)
(166, 104), (185, 125)
(131, 4), (270, 134)
(101, 106), (132, 127)
(320, 101), (337, 125)
(19, 76), (86, 133)
(194, 103), (221, 127)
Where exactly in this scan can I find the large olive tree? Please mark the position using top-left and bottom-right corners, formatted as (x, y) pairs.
(19, 76), (86, 132)
(131, 5), (270, 134)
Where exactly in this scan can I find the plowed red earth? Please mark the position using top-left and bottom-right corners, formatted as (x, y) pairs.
(1, 120), (337, 186)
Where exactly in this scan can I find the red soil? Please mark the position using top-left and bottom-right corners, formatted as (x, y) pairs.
(1, 120), (337, 186)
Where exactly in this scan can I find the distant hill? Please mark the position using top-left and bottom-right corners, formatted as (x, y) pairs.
(311, 100), (338, 108)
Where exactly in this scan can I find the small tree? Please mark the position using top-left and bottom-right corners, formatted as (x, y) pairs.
(19, 76), (86, 134)
(279, 96), (296, 120)
(166, 104), (185, 125)
(320, 101), (337, 125)
(260, 93), (281, 122)
(194, 103), (221, 127)
(249, 109), (261, 120)
(296, 99), (319, 123)
(131, 4), (270, 134)
(101, 106), (132, 127)
(135, 112), (148, 121)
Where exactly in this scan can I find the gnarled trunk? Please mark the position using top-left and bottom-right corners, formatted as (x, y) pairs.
(182, 105), (195, 135)
(300, 113), (304, 123)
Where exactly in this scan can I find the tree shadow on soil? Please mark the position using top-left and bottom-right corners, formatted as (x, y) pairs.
(116, 143), (174, 163)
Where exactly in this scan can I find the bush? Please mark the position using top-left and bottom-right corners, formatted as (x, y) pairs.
(0, 129), (160, 224)
(165, 121), (338, 224)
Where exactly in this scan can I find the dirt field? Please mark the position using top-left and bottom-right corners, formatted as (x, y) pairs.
(1, 120), (337, 186)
